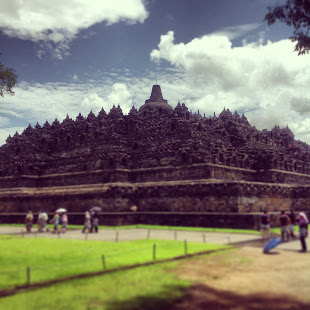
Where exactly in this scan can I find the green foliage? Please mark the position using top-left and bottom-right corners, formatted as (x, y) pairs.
(0, 55), (18, 97)
(264, 0), (310, 55)
(0, 237), (227, 289)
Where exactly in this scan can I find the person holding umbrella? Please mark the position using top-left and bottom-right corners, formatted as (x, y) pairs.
(61, 213), (68, 233)
(296, 212), (309, 252)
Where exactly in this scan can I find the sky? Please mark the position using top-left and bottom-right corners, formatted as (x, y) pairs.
(1, 0), (310, 146)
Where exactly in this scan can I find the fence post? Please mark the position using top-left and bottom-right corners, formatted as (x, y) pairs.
(147, 229), (151, 239)
(115, 231), (119, 242)
(26, 266), (30, 285)
(227, 237), (231, 244)
(174, 231), (177, 240)
(203, 234), (206, 243)
(184, 240), (187, 255)
(102, 255), (106, 270)
(153, 243), (156, 260)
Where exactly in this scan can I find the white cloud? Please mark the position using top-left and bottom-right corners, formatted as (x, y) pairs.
(105, 83), (132, 113)
(150, 30), (310, 143)
(2, 28), (310, 148)
(211, 23), (261, 40)
(0, 78), (141, 145)
(0, 0), (148, 59)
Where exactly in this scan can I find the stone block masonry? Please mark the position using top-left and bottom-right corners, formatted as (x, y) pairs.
(1, 85), (310, 229)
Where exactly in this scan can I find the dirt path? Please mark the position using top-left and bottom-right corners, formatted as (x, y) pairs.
(165, 247), (310, 310)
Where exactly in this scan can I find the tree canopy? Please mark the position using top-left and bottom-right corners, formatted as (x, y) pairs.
(264, 0), (310, 55)
(0, 56), (18, 98)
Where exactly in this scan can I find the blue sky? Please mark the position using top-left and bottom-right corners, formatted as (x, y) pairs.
(1, 0), (310, 146)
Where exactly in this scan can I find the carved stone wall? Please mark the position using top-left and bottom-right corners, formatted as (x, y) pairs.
(1, 85), (310, 228)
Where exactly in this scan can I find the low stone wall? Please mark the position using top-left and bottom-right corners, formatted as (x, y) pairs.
(1, 211), (309, 231)
(0, 180), (309, 217)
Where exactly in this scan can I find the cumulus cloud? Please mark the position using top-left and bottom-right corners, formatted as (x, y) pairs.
(105, 83), (133, 112)
(290, 97), (310, 115)
(150, 30), (303, 93)
(0, 0), (148, 59)
(150, 30), (310, 143)
(2, 28), (310, 147)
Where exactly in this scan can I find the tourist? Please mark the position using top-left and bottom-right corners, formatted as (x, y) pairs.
(260, 210), (270, 241)
(288, 209), (296, 238)
(50, 212), (59, 234)
(90, 210), (99, 233)
(25, 211), (34, 232)
(296, 212), (309, 252)
(277, 210), (291, 242)
(82, 211), (91, 233)
(38, 210), (49, 232)
(61, 213), (68, 233)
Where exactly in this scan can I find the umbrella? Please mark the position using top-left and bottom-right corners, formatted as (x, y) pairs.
(55, 208), (67, 213)
(90, 206), (102, 212)
(263, 238), (282, 253)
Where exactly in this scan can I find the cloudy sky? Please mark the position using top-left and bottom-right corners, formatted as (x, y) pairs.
(1, 0), (310, 146)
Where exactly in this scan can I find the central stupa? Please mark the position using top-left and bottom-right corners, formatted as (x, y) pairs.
(139, 84), (173, 115)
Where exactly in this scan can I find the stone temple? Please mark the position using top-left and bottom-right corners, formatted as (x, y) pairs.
(1, 85), (310, 228)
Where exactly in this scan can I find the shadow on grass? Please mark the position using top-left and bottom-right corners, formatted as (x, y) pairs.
(102, 283), (310, 310)
(100, 285), (188, 310)
(163, 283), (310, 310)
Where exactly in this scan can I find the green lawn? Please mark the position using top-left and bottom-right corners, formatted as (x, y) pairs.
(0, 261), (192, 310)
(1, 223), (264, 234)
(0, 236), (228, 290)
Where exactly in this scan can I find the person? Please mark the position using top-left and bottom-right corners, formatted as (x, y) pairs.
(90, 210), (99, 233)
(50, 212), (59, 234)
(25, 211), (34, 232)
(260, 210), (270, 241)
(288, 209), (296, 238)
(277, 210), (292, 242)
(38, 210), (49, 232)
(130, 205), (138, 212)
(296, 212), (309, 252)
(61, 213), (68, 233)
(82, 211), (91, 233)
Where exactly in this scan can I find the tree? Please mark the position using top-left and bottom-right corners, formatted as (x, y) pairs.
(264, 0), (310, 55)
(0, 55), (17, 97)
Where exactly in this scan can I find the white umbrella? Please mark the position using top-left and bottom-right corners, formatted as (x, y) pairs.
(55, 208), (67, 213)
(90, 206), (102, 212)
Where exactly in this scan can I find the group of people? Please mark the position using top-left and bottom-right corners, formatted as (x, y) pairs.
(82, 210), (99, 233)
(25, 210), (68, 233)
(261, 209), (309, 252)
(49, 212), (68, 234)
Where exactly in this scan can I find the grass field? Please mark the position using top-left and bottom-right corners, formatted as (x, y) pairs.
(0, 236), (228, 290)
(0, 260), (195, 310)
(1, 223), (273, 234)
